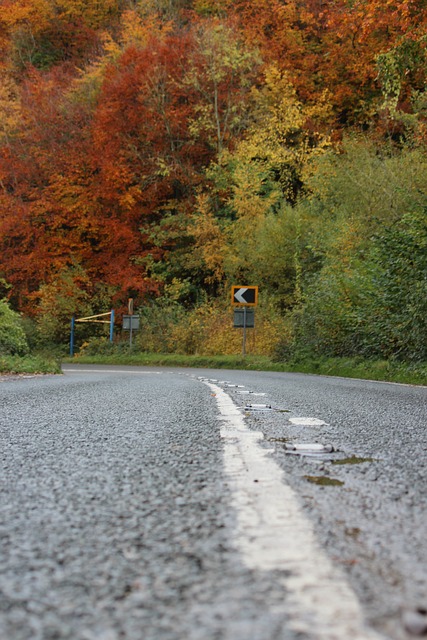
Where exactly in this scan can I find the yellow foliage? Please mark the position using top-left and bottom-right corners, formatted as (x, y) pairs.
(120, 10), (172, 47)
(237, 64), (330, 175)
(184, 20), (260, 153)
(231, 159), (282, 220)
(188, 192), (226, 285)
(143, 298), (291, 357)
(69, 31), (120, 106)
(0, 74), (21, 145)
(119, 185), (142, 211)
(194, 0), (228, 15)
(51, 0), (120, 29)
(1, 0), (53, 33)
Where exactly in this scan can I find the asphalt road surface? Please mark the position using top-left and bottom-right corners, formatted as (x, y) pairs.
(1, 364), (426, 640)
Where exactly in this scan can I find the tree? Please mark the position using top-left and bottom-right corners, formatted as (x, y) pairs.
(288, 138), (427, 360)
(0, 0), (102, 71)
(34, 262), (92, 345)
(198, 65), (329, 304)
(183, 19), (261, 154)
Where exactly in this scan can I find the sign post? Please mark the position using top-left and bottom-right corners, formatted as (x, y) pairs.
(122, 315), (139, 349)
(231, 286), (258, 356)
(109, 309), (115, 343)
(70, 316), (75, 356)
(243, 306), (247, 357)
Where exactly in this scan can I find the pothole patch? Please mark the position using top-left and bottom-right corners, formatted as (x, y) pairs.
(332, 456), (374, 466)
(305, 476), (345, 487)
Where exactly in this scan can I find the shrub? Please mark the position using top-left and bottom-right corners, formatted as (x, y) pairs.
(135, 296), (289, 357)
(0, 299), (30, 356)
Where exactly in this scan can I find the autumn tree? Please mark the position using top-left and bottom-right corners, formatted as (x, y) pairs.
(188, 65), (330, 305)
(0, 59), (154, 314)
(91, 22), (261, 297)
(182, 18), (261, 154)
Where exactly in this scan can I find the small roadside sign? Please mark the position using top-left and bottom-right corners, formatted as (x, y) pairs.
(122, 315), (139, 331)
(231, 285), (258, 306)
(234, 308), (255, 328)
(123, 314), (139, 349)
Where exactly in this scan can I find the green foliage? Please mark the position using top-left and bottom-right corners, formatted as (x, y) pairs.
(376, 35), (427, 115)
(289, 208), (427, 363)
(37, 264), (92, 345)
(0, 354), (61, 374)
(77, 336), (143, 357)
(136, 296), (189, 354)
(276, 139), (427, 363)
(303, 138), (427, 257)
(0, 299), (29, 356)
(78, 336), (116, 356)
(360, 209), (427, 361)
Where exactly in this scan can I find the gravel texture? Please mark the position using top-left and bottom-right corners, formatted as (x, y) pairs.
(1, 370), (293, 640)
(192, 368), (427, 640)
(1, 366), (426, 640)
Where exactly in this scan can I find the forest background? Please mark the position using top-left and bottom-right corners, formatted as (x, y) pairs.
(1, 0), (427, 373)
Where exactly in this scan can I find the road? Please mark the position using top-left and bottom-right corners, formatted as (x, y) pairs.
(0, 364), (426, 640)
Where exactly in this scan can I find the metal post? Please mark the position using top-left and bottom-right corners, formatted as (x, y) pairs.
(242, 306), (247, 357)
(70, 316), (75, 356)
(109, 309), (114, 343)
(129, 319), (133, 349)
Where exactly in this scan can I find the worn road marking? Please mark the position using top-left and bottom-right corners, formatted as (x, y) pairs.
(206, 382), (386, 640)
(62, 369), (160, 374)
(289, 417), (328, 426)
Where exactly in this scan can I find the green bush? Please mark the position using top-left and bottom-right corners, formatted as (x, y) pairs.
(0, 354), (61, 374)
(136, 300), (189, 353)
(359, 209), (427, 361)
(0, 299), (30, 356)
(288, 208), (427, 363)
(78, 336), (117, 356)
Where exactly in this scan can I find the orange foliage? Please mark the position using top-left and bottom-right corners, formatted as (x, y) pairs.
(227, 0), (427, 126)
(0, 0), (427, 321)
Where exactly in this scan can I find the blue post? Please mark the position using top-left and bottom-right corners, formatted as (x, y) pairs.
(109, 309), (115, 342)
(70, 316), (75, 356)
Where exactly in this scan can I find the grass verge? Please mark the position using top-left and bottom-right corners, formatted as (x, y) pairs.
(0, 354), (62, 375)
(62, 353), (427, 385)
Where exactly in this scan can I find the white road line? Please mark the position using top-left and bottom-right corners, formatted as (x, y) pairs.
(62, 369), (161, 374)
(288, 417), (328, 426)
(207, 382), (386, 640)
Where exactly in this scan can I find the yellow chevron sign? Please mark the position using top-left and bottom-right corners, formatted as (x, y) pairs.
(231, 285), (258, 306)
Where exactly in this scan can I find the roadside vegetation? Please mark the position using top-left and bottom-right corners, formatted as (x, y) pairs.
(65, 338), (427, 386)
(0, 354), (61, 375)
(2, 292), (426, 383)
(1, 2), (427, 383)
(0, 296), (61, 375)
(64, 352), (427, 386)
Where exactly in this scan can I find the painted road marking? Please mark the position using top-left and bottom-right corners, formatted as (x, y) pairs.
(289, 417), (328, 426)
(62, 369), (161, 374)
(206, 382), (386, 640)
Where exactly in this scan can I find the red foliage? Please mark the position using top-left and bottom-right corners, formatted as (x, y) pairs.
(1, 2), (427, 319)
